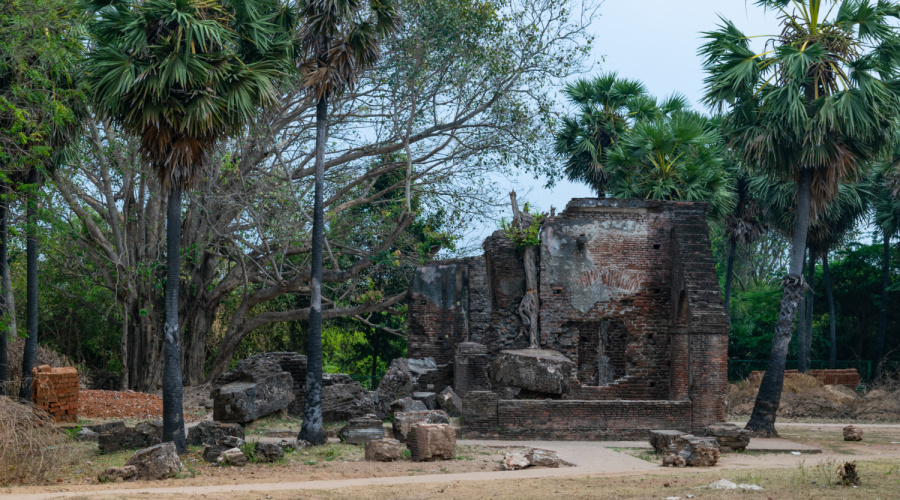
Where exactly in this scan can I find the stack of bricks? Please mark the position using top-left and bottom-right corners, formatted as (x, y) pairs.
(32, 365), (79, 423)
(751, 369), (860, 388)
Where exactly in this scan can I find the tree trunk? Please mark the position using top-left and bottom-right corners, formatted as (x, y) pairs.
(0, 184), (7, 396)
(299, 93), (329, 446)
(745, 169), (813, 437)
(875, 231), (890, 379)
(797, 249), (808, 373)
(823, 250), (836, 370)
(804, 248), (815, 371)
(370, 329), (378, 390)
(19, 168), (40, 402)
(510, 191), (540, 348)
(724, 237), (737, 323)
(162, 186), (186, 452)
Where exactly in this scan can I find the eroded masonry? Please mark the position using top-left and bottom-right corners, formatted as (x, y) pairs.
(407, 198), (729, 440)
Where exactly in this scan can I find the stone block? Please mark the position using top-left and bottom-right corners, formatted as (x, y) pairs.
(390, 397), (427, 414)
(661, 435), (720, 467)
(649, 430), (686, 454)
(364, 438), (404, 462)
(436, 387), (462, 417)
(125, 442), (182, 480)
(219, 436), (244, 448)
(490, 350), (574, 395)
(213, 356), (295, 423)
(87, 421), (125, 434)
(322, 379), (376, 422)
(218, 448), (248, 466)
(844, 425), (863, 441)
(337, 415), (386, 444)
(392, 410), (451, 443)
(406, 423), (455, 461)
(202, 445), (227, 463)
(373, 359), (414, 419)
(77, 428), (99, 442)
(704, 424), (751, 452)
(502, 451), (529, 470)
(254, 442), (284, 462)
(187, 421), (245, 447)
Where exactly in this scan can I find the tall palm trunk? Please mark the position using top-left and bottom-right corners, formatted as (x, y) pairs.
(875, 231), (890, 379)
(162, 186), (186, 452)
(804, 249), (815, 371)
(19, 168), (40, 402)
(724, 237), (737, 322)
(0, 184), (7, 397)
(823, 250), (836, 369)
(746, 169), (813, 437)
(299, 93), (329, 446)
(797, 249), (808, 373)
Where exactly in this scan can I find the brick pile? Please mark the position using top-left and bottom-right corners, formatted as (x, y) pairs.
(751, 369), (860, 388)
(32, 365), (79, 422)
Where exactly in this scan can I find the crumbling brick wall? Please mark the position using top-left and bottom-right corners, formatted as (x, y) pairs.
(32, 365), (79, 423)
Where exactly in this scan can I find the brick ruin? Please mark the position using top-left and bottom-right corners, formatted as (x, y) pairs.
(407, 198), (729, 440)
(32, 365), (80, 423)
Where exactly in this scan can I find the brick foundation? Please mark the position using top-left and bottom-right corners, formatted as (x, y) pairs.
(32, 365), (79, 423)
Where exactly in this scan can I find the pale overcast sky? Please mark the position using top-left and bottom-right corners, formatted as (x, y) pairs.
(463, 0), (782, 250)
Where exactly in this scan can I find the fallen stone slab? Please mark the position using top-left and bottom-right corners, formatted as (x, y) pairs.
(527, 448), (563, 468)
(490, 349), (574, 395)
(407, 423), (455, 461)
(187, 421), (245, 447)
(436, 387), (462, 417)
(125, 442), (182, 480)
(844, 425), (863, 441)
(202, 445), (228, 463)
(218, 447), (248, 466)
(213, 355), (295, 423)
(337, 415), (386, 444)
(390, 397), (428, 414)
(99, 426), (162, 454)
(364, 438), (404, 462)
(254, 442), (284, 463)
(392, 410), (451, 443)
(704, 424), (751, 452)
(77, 428), (100, 442)
(87, 421), (125, 434)
(98, 465), (137, 483)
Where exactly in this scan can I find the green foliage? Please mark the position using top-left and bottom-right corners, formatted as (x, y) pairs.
(82, 0), (297, 189)
(605, 111), (734, 220)
(500, 204), (545, 249)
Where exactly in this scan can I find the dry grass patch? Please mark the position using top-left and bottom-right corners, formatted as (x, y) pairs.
(0, 396), (85, 485)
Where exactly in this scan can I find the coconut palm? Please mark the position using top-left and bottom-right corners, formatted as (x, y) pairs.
(871, 155), (900, 378)
(555, 73), (688, 196)
(723, 167), (766, 320)
(82, 0), (295, 451)
(701, 0), (900, 436)
(295, 0), (400, 445)
(604, 111), (734, 219)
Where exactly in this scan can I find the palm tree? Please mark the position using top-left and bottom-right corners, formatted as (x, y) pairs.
(752, 175), (868, 372)
(555, 73), (687, 196)
(871, 156), (900, 378)
(83, 0), (295, 451)
(295, 0), (400, 445)
(604, 111), (734, 219)
(701, 0), (900, 436)
(723, 167), (766, 320)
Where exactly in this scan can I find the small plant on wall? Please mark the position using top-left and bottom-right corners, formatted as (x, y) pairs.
(500, 203), (546, 249)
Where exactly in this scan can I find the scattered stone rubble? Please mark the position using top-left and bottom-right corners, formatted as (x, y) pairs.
(187, 421), (244, 447)
(99, 442), (182, 480)
(703, 424), (751, 452)
(436, 387), (462, 417)
(218, 448), (248, 466)
(98, 422), (162, 454)
(392, 410), (451, 443)
(213, 355), (294, 423)
(490, 350), (574, 396)
(337, 415), (386, 444)
(501, 448), (565, 470)
(406, 423), (456, 461)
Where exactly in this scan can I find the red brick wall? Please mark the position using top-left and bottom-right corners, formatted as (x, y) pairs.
(750, 369), (860, 388)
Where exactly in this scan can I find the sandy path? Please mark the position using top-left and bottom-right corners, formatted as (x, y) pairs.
(5, 424), (900, 500)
